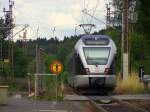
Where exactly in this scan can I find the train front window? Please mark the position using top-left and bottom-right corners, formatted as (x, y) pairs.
(83, 47), (110, 65)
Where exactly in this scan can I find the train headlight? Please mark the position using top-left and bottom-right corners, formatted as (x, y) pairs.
(104, 68), (111, 75)
(85, 68), (90, 74)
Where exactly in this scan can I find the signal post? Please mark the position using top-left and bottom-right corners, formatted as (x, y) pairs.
(50, 60), (63, 101)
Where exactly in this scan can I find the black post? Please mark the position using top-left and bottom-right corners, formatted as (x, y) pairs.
(139, 66), (144, 81)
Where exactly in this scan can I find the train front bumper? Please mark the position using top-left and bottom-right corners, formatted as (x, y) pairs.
(73, 75), (116, 88)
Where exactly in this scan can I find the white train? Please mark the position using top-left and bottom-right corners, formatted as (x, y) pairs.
(68, 35), (117, 88)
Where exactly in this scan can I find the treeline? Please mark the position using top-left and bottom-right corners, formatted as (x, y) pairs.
(13, 36), (80, 77)
(1, 28), (150, 77)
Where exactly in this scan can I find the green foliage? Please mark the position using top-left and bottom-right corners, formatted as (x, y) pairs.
(14, 46), (28, 77)
(0, 17), (14, 39)
(112, 0), (150, 37)
(3, 63), (12, 77)
(27, 59), (36, 74)
(0, 18), (15, 77)
(0, 78), (28, 92)
(44, 53), (57, 73)
(57, 36), (77, 64)
(111, 0), (150, 74)
(130, 33), (145, 60)
(130, 32), (150, 73)
(106, 29), (122, 73)
(0, 18), (6, 40)
(104, 28), (150, 74)
(137, 0), (150, 36)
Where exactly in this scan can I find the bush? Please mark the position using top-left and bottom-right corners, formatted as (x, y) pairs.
(114, 72), (146, 94)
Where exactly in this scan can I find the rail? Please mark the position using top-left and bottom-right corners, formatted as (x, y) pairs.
(89, 97), (149, 112)
(64, 86), (150, 112)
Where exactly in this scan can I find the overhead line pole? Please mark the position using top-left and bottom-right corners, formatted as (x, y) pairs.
(0, 35), (3, 75)
(35, 27), (39, 99)
(106, 4), (111, 29)
(3, 0), (14, 77)
(122, 0), (129, 80)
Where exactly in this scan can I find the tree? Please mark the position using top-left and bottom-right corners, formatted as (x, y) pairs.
(13, 46), (28, 77)
(137, 0), (150, 36)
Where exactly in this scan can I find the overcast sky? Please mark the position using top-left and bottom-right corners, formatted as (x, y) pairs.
(0, 0), (112, 41)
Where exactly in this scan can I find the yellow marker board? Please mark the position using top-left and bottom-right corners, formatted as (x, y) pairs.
(50, 60), (63, 74)
(4, 59), (10, 63)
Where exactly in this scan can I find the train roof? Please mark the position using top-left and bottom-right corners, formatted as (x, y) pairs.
(81, 35), (111, 40)
(75, 34), (117, 52)
(81, 35), (110, 45)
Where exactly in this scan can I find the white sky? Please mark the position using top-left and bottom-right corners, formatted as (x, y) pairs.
(0, 0), (112, 41)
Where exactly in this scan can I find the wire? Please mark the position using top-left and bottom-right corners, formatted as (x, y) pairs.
(12, 8), (38, 39)
(13, 7), (42, 38)
(83, 0), (85, 9)
(82, 0), (91, 24)
(13, 6), (61, 38)
(90, 0), (100, 24)
(81, 0), (107, 25)
(97, 0), (107, 6)
(88, 0), (106, 11)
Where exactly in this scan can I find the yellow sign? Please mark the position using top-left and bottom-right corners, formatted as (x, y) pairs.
(50, 60), (63, 74)
(4, 59), (10, 63)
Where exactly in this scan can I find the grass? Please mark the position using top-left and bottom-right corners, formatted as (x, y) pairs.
(114, 72), (150, 95)
(0, 78), (28, 92)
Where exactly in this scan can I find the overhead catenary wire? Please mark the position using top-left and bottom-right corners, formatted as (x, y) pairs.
(97, 0), (108, 7)
(78, 0), (104, 35)
(87, 0), (106, 12)
(80, 0), (109, 34)
(82, 0), (86, 24)
(82, 9), (106, 24)
(89, 0), (100, 24)
(13, 6), (75, 39)
(13, 7), (53, 39)
(82, 0), (91, 24)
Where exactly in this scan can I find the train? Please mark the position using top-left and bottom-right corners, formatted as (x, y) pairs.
(67, 35), (117, 88)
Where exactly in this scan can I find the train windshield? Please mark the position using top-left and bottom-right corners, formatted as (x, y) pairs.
(83, 47), (110, 65)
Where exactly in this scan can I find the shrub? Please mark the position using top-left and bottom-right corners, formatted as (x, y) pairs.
(114, 72), (147, 94)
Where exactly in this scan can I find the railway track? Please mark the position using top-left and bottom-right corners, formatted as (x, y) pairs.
(71, 89), (133, 112)
(91, 100), (131, 112)
(89, 98), (149, 112)
(98, 103), (131, 112)
(65, 86), (149, 112)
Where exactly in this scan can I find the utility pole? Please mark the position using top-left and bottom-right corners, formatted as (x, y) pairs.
(106, 4), (111, 29)
(0, 35), (3, 75)
(35, 44), (39, 98)
(122, 0), (129, 80)
(3, 0), (14, 76)
(35, 27), (39, 98)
